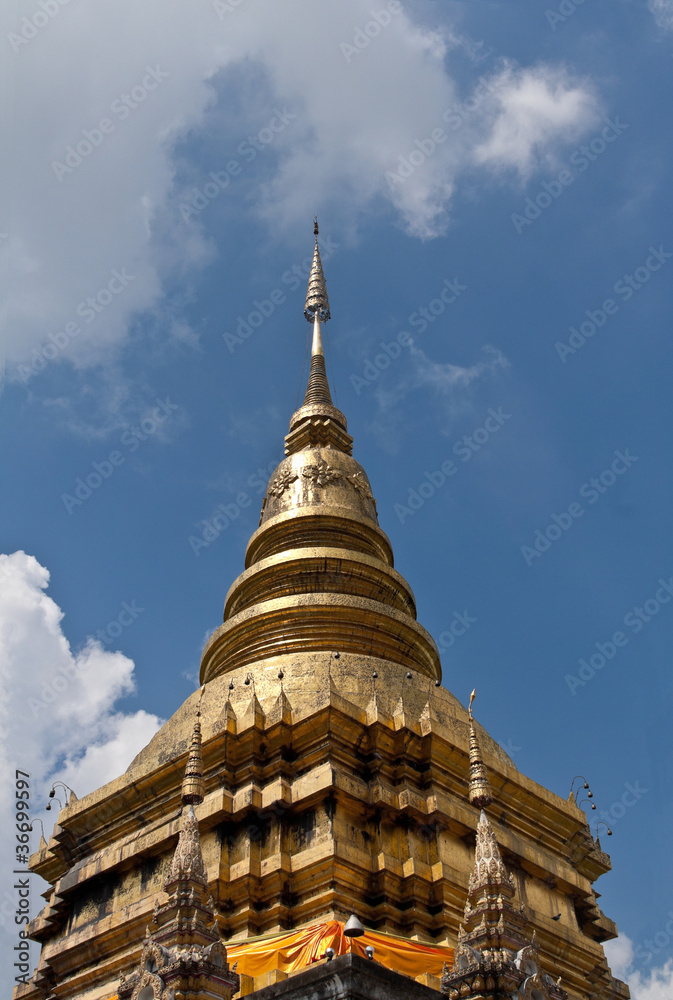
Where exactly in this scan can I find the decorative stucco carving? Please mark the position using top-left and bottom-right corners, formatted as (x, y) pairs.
(302, 460), (342, 487)
(268, 470), (299, 498)
(347, 471), (374, 500)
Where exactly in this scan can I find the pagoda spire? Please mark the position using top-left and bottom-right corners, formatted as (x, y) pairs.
(468, 690), (493, 810)
(181, 687), (205, 806)
(304, 216), (331, 323)
(302, 217), (334, 408)
(166, 701), (208, 889)
(440, 694), (566, 1000)
(118, 703), (238, 1000)
(461, 695), (523, 954)
(165, 802), (208, 889)
(467, 809), (517, 909)
(460, 691), (526, 951)
(282, 218), (353, 456)
(200, 217), (442, 689)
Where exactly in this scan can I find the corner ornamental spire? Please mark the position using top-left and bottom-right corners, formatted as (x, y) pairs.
(468, 809), (516, 900)
(167, 705), (208, 889)
(118, 700), (239, 1000)
(468, 690), (493, 810)
(181, 690), (205, 805)
(440, 690), (566, 1000)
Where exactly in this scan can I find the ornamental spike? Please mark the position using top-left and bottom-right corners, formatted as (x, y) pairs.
(181, 710), (205, 806)
(301, 217), (333, 408)
(468, 809), (516, 897)
(166, 805), (207, 888)
(468, 689), (493, 810)
(304, 216), (330, 323)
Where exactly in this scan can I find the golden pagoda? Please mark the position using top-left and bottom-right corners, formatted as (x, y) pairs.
(16, 223), (628, 1000)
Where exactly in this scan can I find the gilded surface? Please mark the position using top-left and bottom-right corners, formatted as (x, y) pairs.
(468, 811), (516, 898)
(268, 470), (299, 499)
(118, 792), (238, 1000)
(19, 657), (624, 1000)
(198, 441), (441, 684)
(467, 720), (493, 811)
(168, 805), (208, 885)
(303, 225), (330, 323)
(261, 448), (377, 523)
(181, 718), (205, 805)
(15, 232), (628, 1000)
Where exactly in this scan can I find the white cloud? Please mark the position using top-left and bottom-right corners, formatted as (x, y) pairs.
(630, 962), (673, 1000)
(4, 0), (601, 381)
(58, 710), (163, 793)
(649, 0), (673, 30)
(0, 551), (162, 967)
(605, 935), (635, 981)
(472, 63), (601, 180)
(362, 343), (508, 452)
(374, 343), (509, 412)
(605, 935), (673, 1000)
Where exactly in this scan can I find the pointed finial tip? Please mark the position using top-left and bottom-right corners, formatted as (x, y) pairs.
(467, 693), (493, 810)
(304, 221), (330, 324)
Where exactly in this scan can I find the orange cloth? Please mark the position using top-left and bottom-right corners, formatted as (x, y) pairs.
(226, 920), (454, 980)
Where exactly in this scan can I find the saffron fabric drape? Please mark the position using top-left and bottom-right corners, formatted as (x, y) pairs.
(225, 919), (454, 979)
(106, 920), (454, 998)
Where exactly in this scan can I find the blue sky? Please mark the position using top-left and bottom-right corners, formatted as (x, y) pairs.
(2, 0), (673, 994)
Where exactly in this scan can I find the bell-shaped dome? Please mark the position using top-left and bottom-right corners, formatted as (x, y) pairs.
(200, 224), (441, 686)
